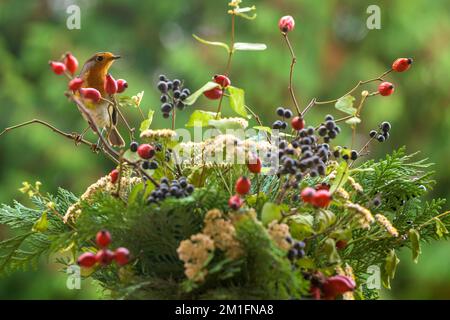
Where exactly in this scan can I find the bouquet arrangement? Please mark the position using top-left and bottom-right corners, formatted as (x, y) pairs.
(0, 1), (448, 300)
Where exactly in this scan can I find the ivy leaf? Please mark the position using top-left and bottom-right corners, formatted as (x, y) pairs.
(345, 117), (361, 125)
(335, 95), (357, 115)
(435, 217), (449, 238)
(330, 161), (349, 193)
(192, 34), (230, 52)
(139, 110), (154, 133)
(184, 81), (219, 106)
(233, 42), (267, 51)
(323, 238), (341, 264)
(32, 211), (48, 233)
(227, 86), (248, 117)
(186, 110), (219, 127)
(261, 202), (282, 226)
(409, 228), (421, 263)
(383, 249), (400, 289)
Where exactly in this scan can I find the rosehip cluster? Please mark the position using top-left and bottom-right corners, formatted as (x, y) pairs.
(77, 230), (130, 268)
(147, 177), (194, 204)
(286, 236), (305, 261)
(203, 74), (231, 100)
(317, 114), (341, 143)
(369, 121), (391, 143)
(300, 187), (332, 208)
(157, 75), (191, 118)
(272, 107), (293, 130)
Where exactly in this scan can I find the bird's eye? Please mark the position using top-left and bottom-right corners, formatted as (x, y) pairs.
(96, 56), (104, 62)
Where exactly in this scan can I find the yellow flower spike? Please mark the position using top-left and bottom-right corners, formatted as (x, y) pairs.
(19, 181), (31, 194)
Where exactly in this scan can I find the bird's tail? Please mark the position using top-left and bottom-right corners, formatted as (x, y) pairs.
(107, 126), (125, 147)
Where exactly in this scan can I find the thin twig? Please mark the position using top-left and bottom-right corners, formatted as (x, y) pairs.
(282, 33), (301, 115)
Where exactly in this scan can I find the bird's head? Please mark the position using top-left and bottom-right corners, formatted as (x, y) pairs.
(80, 52), (121, 78)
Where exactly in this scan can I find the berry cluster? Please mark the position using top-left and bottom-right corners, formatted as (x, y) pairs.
(317, 115), (341, 143)
(157, 75), (191, 118)
(129, 142), (160, 170)
(147, 177), (194, 204)
(332, 147), (358, 161)
(77, 230), (130, 268)
(369, 121), (391, 143)
(272, 107), (293, 130)
(286, 237), (306, 261)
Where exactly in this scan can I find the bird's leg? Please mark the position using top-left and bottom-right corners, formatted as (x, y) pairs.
(74, 126), (90, 145)
(93, 128), (106, 153)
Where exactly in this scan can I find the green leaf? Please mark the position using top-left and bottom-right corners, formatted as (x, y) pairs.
(335, 95), (357, 115)
(32, 211), (48, 233)
(409, 229), (421, 263)
(186, 110), (219, 127)
(253, 126), (272, 134)
(345, 117), (361, 125)
(192, 34), (230, 52)
(235, 12), (257, 20)
(330, 161), (349, 193)
(208, 117), (248, 131)
(288, 214), (314, 238)
(383, 249), (400, 289)
(323, 238), (341, 264)
(227, 86), (248, 117)
(139, 110), (154, 133)
(128, 182), (144, 205)
(316, 210), (336, 233)
(435, 217), (449, 238)
(233, 42), (267, 51)
(261, 202), (282, 226)
(184, 81), (220, 106)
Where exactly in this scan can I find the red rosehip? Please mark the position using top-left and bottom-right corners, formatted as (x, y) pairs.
(228, 194), (243, 210)
(68, 77), (84, 91)
(392, 58), (412, 72)
(77, 252), (97, 268)
(49, 61), (66, 75)
(336, 240), (347, 250)
(235, 176), (251, 195)
(300, 187), (316, 203)
(96, 249), (114, 265)
(247, 157), (262, 174)
(213, 74), (231, 88)
(104, 74), (118, 95)
(204, 87), (223, 100)
(116, 79), (128, 93)
(114, 247), (130, 266)
(291, 116), (305, 131)
(96, 230), (112, 248)
(278, 15), (295, 33)
(378, 82), (395, 96)
(64, 52), (78, 75)
(109, 169), (119, 184)
(311, 189), (332, 208)
(80, 88), (101, 103)
(137, 144), (155, 159)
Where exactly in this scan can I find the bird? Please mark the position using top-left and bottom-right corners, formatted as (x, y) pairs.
(77, 52), (125, 147)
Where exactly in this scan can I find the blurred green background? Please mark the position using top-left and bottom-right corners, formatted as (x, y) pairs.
(0, 0), (449, 299)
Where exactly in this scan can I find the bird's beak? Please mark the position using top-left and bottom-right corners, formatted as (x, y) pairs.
(112, 55), (121, 60)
